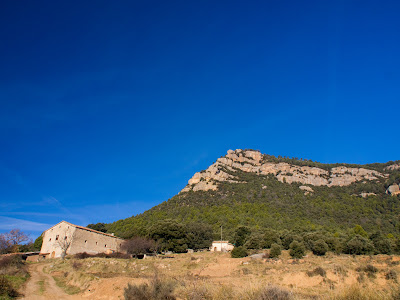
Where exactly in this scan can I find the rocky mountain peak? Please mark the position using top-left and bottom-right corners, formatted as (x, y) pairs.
(181, 149), (387, 193)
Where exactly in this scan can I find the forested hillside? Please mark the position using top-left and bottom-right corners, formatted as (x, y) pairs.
(101, 150), (400, 243)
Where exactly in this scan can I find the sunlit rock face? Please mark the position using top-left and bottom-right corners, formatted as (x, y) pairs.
(387, 184), (400, 196)
(181, 149), (387, 193)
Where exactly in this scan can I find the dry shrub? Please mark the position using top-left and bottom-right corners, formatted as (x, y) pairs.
(75, 252), (91, 259)
(306, 267), (326, 277)
(185, 285), (212, 300)
(0, 275), (19, 298)
(72, 261), (83, 270)
(258, 285), (293, 300)
(0, 255), (24, 270)
(385, 269), (397, 281)
(331, 284), (387, 300)
(124, 275), (176, 300)
(75, 252), (131, 260)
(357, 273), (365, 283)
(333, 265), (347, 277)
(0, 254), (27, 278)
(356, 264), (378, 278)
(242, 267), (252, 275)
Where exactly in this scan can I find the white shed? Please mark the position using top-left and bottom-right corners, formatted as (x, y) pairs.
(210, 241), (234, 252)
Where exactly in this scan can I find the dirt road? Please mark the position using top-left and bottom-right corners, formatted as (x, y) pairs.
(21, 263), (81, 300)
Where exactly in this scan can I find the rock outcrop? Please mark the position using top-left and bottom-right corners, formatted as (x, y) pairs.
(385, 164), (400, 171)
(299, 185), (314, 195)
(181, 149), (387, 193)
(386, 184), (400, 196)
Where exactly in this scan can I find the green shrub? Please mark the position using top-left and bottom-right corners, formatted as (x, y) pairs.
(373, 239), (392, 254)
(0, 276), (19, 298)
(289, 241), (305, 259)
(124, 276), (175, 300)
(269, 243), (281, 258)
(231, 246), (248, 258)
(282, 234), (303, 250)
(311, 239), (328, 256)
(345, 235), (374, 255)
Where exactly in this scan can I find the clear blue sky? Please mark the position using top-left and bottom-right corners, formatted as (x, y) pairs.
(1, 0), (399, 239)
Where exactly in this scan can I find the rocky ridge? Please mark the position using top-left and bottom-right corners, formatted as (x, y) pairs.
(181, 149), (387, 193)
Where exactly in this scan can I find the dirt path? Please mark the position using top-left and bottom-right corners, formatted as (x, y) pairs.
(21, 263), (80, 300)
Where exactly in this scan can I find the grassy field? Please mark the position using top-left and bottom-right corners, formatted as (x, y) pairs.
(44, 251), (400, 299)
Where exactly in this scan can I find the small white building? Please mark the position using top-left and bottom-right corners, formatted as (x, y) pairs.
(210, 241), (234, 252)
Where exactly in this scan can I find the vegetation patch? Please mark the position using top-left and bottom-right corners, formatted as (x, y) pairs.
(53, 275), (81, 295)
(0, 276), (20, 299)
(306, 267), (326, 277)
(257, 285), (293, 300)
(124, 275), (176, 300)
(231, 246), (248, 258)
(37, 279), (45, 295)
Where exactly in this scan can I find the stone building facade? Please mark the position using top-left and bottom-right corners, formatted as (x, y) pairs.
(40, 221), (124, 258)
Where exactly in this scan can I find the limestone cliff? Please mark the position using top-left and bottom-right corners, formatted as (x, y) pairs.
(181, 149), (387, 193)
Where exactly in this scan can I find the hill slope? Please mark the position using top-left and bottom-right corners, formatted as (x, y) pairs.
(107, 150), (400, 239)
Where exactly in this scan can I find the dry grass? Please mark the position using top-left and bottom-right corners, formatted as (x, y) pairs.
(43, 251), (400, 300)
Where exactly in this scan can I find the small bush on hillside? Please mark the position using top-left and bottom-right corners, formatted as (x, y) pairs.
(356, 264), (378, 278)
(124, 276), (175, 300)
(311, 239), (328, 256)
(386, 269), (397, 281)
(231, 246), (248, 258)
(0, 276), (19, 298)
(72, 261), (83, 270)
(306, 267), (326, 277)
(333, 265), (348, 277)
(289, 241), (305, 259)
(269, 243), (282, 258)
(258, 285), (292, 300)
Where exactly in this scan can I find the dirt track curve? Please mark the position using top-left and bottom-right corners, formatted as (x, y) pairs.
(21, 263), (81, 300)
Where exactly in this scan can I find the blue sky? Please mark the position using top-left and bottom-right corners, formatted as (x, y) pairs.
(1, 0), (399, 239)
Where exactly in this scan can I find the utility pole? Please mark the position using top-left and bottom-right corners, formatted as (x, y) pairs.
(220, 226), (223, 252)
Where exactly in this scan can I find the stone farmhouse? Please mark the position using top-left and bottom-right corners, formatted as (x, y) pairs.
(210, 241), (234, 252)
(40, 221), (124, 258)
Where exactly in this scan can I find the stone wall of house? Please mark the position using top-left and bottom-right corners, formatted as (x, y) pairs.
(41, 221), (77, 258)
(69, 227), (123, 255)
(40, 221), (124, 258)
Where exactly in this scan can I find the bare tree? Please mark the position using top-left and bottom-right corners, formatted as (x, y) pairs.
(0, 229), (31, 253)
(56, 228), (74, 260)
(121, 237), (157, 256)
(0, 234), (8, 254)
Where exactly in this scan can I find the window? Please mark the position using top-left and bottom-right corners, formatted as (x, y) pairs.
(49, 238), (51, 241)
(105, 244), (107, 247)
(55, 235), (59, 241)
(85, 240), (87, 243)
(64, 236), (67, 240)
